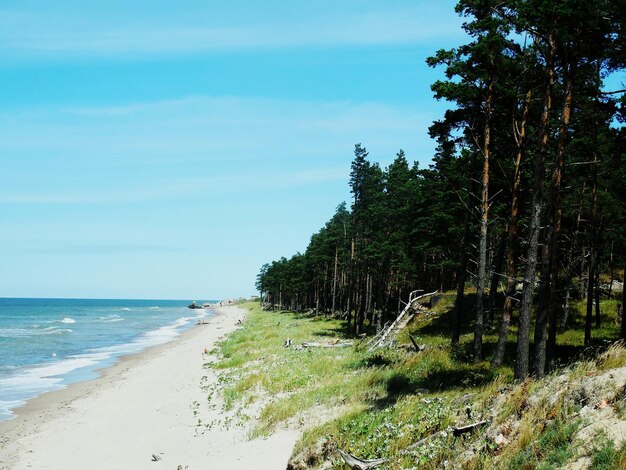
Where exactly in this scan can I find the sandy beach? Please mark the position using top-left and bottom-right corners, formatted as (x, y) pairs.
(0, 305), (298, 470)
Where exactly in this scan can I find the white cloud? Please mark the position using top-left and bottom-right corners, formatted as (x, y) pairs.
(0, 4), (463, 57)
(0, 95), (435, 157)
(0, 169), (348, 205)
(0, 96), (437, 205)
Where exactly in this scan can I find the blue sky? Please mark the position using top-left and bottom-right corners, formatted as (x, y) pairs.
(0, 0), (464, 299)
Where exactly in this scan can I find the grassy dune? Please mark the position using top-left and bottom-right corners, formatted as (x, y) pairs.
(211, 298), (626, 469)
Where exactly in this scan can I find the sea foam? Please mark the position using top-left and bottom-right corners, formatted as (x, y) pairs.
(0, 327), (72, 338)
(0, 299), (215, 421)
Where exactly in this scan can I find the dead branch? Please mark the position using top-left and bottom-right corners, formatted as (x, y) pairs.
(336, 449), (387, 470)
(339, 419), (489, 466)
(452, 420), (489, 436)
(408, 333), (425, 353)
(402, 430), (447, 453)
(599, 89), (626, 95)
(369, 290), (437, 350)
(301, 341), (352, 348)
(402, 419), (488, 454)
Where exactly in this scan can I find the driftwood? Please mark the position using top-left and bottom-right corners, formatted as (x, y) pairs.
(338, 419), (489, 467)
(336, 449), (387, 470)
(285, 339), (352, 349)
(402, 430), (447, 453)
(452, 420), (489, 436)
(301, 341), (352, 348)
(402, 420), (488, 453)
(369, 290), (438, 350)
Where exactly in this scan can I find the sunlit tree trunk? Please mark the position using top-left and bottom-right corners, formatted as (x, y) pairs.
(516, 36), (555, 381)
(474, 72), (494, 363)
(536, 61), (575, 377)
(493, 89), (531, 368)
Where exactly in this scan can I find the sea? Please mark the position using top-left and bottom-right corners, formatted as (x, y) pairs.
(0, 298), (216, 422)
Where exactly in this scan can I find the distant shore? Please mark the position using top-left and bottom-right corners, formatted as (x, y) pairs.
(0, 305), (298, 470)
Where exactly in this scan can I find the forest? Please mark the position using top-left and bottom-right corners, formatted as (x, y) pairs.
(255, 0), (626, 381)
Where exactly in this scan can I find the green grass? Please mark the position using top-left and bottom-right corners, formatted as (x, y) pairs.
(213, 302), (379, 435)
(505, 414), (581, 469)
(589, 434), (626, 469)
(211, 296), (626, 469)
(211, 299), (510, 468)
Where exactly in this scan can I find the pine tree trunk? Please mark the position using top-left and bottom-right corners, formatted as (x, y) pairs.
(585, 260), (595, 347)
(621, 259), (626, 340)
(515, 36), (555, 381)
(331, 247), (339, 313)
(492, 89), (531, 368)
(357, 276), (366, 335)
(452, 212), (471, 346)
(535, 62), (574, 377)
(584, 150), (599, 347)
(366, 272), (372, 324)
(315, 280), (320, 315)
(560, 182), (587, 330)
(608, 243), (614, 298)
(595, 270), (601, 327)
(487, 233), (506, 327)
(346, 277), (352, 327)
(474, 74), (493, 363)
(322, 264), (328, 312)
(580, 248), (588, 300)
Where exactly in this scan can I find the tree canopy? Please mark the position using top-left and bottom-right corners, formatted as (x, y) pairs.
(256, 0), (626, 379)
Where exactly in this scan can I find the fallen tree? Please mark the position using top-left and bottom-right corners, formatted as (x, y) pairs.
(368, 290), (438, 350)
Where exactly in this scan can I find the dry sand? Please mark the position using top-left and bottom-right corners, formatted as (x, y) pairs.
(0, 305), (298, 470)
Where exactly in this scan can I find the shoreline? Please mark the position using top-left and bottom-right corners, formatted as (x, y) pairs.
(0, 305), (298, 470)
(0, 307), (222, 425)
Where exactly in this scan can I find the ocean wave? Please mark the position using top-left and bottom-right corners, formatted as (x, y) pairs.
(40, 327), (73, 334)
(0, 311), (211, 420)
(0, 352), (110, 418)
(43, 317), (76, 325)
(85, 315), (196, 357)
(98, 315), (124, 323)
(0, 345), (116, 418)
(0, 399), (26, 421)
(0, 327), (72, 338)
(120, 308), (132, 311)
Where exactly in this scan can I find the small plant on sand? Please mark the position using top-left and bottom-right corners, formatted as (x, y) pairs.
(502, 409), (581, 469)
(588, 433), (626, 470)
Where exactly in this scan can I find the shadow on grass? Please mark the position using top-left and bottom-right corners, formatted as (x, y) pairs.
(371, 365), (496, 409)
(416, 293), (477, 338)
(266, 308), (379, 341)
(333, 319), (377, 339)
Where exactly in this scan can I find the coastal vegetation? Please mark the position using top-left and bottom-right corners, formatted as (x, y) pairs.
(212, 300), (626, 468)
(246, 0), (626, 467)
(255, 0), (626, 380)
